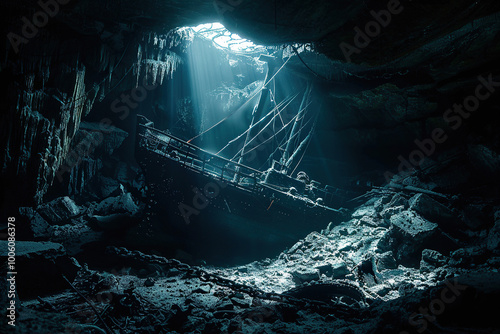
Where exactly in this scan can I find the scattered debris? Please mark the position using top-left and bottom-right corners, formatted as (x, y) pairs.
(10, 175), (500, 333)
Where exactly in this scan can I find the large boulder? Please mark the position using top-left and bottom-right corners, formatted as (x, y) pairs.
(36, 196), (81, 225)
(373, 195), (392, 213)
(386, 193), (409, 209)
(383, 210), (456, 267)
(380, 193), (409, 220)
(50, 224), (103, 255)
(0, 241), (79, 299)
(90, 192), (141, 231)
(291, 266), (319, 284)
(18, 207), (51, 239)
(315, 262), (350, 279)
(420, 249), (449, 273)
(76, 122), (128, 156)
(391, 210), (438, 239)
(94, 192), (139, 216)
(449, 247), (489, 268)
(97, 175), (123, 199)
(460, 203), (490, 230)
(375, 251), (398, 272)
(409, 193), (455, 228)
(352, 205), (377, 219)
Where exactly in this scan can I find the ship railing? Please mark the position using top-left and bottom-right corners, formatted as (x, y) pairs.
(138, 124), (263, 192)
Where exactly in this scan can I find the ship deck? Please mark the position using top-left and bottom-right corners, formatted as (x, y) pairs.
(134, 121), (345, 264)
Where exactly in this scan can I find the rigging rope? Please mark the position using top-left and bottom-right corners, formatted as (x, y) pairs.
(290, 110), (319, 176)
(231, 114), (297, 160)
(272, 78), (278, 153)
(187, 56), (291, 144)
(187, 90), (260, 143)
(259, 124), (292, 170)
(230, 101), (299, 161)
(264, 55), (291, 87)
(216, 94), (298, 155)
(293, 85), (312, 150)
(231, 99), (311, 161)
(235, 114), (313, 160)
(269, 90), (285, 127)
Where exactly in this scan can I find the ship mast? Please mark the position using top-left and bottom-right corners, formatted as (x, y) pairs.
(280, 81), (313, 174)
(237, 54), (279, 167)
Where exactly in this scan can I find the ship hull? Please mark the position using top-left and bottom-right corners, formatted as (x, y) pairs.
(133, 123), (344, 265)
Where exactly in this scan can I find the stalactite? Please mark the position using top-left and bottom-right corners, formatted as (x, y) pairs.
(141, 50), (181, 85)
(84, 85), (99, 117)
(136, 28), (187, 85)
(108, 63), (114, 89)
(143, 53), (181, 85)
(4, 26), (188, 204)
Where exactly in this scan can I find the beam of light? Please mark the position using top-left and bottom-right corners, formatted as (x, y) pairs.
(180, 22), (309, 168)
(184, 27), (265, 153)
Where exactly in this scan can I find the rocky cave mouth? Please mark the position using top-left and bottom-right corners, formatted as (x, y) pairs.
(1, 1), (500, 333)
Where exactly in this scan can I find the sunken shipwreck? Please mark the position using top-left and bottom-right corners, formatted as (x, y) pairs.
(1, 1), (500, 333)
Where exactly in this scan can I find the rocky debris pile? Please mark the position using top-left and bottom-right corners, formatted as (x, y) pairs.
(199, 177), (499, 309)
(15, 242), (500, 334)
(36, 196), (81, 225)
(17, 188), (144, 257)
(16, 263), (358, 333)
(9, 118), (147, 299)
(10, 173), (500, 333)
